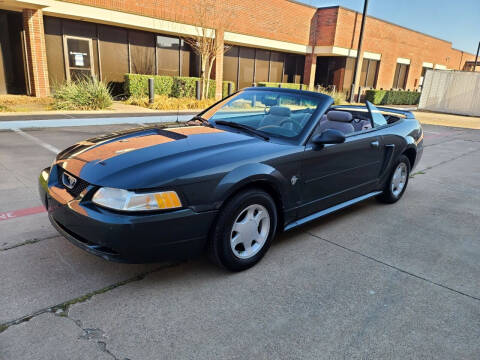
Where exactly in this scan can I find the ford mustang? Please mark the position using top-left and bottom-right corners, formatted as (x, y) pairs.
(39, 87), (423, 271)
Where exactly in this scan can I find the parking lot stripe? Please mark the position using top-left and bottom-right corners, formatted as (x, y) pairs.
(0, 206), (46, 221)
(13, 129), (60, 154)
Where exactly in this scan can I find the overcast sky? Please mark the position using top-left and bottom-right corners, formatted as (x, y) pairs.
(299, 0), (480, 54)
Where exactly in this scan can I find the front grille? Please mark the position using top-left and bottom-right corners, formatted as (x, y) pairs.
(58, 169), (90, 198)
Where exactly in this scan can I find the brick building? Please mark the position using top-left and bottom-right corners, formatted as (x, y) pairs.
(0, 0), (475, 98)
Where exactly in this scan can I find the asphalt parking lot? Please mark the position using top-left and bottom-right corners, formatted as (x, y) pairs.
(0, 122), (479, 359)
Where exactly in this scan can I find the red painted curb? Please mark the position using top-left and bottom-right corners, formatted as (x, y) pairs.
(0, 206), (46, 221)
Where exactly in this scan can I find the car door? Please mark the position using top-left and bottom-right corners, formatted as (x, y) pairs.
(298, 120), (383, 218)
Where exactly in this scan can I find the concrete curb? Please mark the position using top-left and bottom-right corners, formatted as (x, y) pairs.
(0, 114), (193, 130)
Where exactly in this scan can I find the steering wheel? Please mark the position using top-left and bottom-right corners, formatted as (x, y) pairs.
(279, 119), (302, 134)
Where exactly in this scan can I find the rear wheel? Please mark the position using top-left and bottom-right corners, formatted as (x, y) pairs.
(208, 188), (278, 271)
(377, 155), (410, 203)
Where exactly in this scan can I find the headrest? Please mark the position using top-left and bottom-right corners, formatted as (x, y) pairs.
(263, 97), (278, 107)
(269, 106), (291, 117)
(327, 110), (353, 123)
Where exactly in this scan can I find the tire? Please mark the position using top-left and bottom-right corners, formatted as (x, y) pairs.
(377, 155), (411, 204)
(208, 188), (278, 271)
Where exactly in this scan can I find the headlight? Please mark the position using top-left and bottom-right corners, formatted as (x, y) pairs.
(41, 168), (50, 182)
(92, 187), (182, 211)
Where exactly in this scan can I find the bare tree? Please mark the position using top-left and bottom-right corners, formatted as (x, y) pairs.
(183, 0), (232, 99)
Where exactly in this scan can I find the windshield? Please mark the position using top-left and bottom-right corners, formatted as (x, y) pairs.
(203, 89), (329, 138)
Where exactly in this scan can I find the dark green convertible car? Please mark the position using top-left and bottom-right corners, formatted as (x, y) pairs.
(39, 87), (423, 271)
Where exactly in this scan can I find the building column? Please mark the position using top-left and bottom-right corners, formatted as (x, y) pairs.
(304, 52), (317, 90)
(215, 28), (224, 100)
(23, 8), (50, 97)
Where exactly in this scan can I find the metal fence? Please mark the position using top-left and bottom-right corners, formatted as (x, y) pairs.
(418, 69), (480, 116)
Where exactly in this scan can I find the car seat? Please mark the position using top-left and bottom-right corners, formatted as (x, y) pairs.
(318, 110), (354, 135)
(259, 106), (291, 127)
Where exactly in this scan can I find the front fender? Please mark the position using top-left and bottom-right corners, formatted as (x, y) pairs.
(213, 163), (292, 209)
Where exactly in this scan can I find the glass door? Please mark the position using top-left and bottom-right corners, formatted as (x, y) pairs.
(63, 36), (94, 81)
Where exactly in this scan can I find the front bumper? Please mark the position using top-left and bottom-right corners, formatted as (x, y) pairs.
(39, 167), (217, 263)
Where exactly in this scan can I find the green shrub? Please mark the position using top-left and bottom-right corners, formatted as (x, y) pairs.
(365, 89), (421, 105)
(257, 82), (304, 90)
(53, 78), (112, 110)
(171, 77), (214, 98)
(315, 86), (347, 105)
(124, 74), (235, 99)
(124, 74), (174, 97)
(257, 83), (346, 105)
(125, 95), (217, 110)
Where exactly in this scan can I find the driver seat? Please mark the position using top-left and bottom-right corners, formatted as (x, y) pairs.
(259, 106), (291, 127)
(319, 110), (354, 135)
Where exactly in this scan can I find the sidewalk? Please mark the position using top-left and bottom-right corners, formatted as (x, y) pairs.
(0, 101), (199, 130)
(0, 102), (198, 121)
(413, 111), (480, 130)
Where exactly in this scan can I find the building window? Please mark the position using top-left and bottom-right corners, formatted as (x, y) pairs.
(359, 59), (379, 88)
(156, 35), (180, 76)
(283, 54), (303, 83)
(238, 47), (255, 89)
(98, 25), (128, 84)
(269, 52), (284, 83)
(222, 46), (303, 89)
(223, 46), (239, 84)
(393, 63), (409, 89)
(129, 30), (155, 75)
(255, 49), (270, 83)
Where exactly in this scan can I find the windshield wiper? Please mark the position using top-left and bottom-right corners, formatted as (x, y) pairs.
(186, 115), (213, 127)
(214, 120), (270, 141)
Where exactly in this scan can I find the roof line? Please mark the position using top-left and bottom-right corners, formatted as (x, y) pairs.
(285, 0), (317, 9)
(316, 4), (475, 55)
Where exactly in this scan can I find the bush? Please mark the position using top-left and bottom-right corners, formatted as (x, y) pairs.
(257, 82), (304, 90)
(53, 78), (113, 110)
(257, 83), (346, 105)
(365, 89), (421, 105)
(125, 95), (216, 110)
(124, 74), (174, 97)
(315, 86), (347, 105)
(124, 74), (235, 99)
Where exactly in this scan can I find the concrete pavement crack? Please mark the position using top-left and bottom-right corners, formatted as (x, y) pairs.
(307, 231), (480, 302)
(0, 235), (58, 251)
(59, 314), (122, 360)
(0, 262), (179, 335)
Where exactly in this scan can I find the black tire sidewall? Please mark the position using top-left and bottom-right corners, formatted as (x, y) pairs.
(382, 155), (411, 203)
(210, 189), (278, 271)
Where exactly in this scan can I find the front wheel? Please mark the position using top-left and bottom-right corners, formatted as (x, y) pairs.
(208, 188), (278, 271)
(377, 155), (410, 204)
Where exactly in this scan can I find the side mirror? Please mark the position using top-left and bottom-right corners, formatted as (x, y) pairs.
(312, 129), (346, 146)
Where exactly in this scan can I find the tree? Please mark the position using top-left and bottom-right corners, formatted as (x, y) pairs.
(182, 0), (231, 100)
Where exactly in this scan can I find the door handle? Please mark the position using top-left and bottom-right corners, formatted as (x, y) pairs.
(370, 140), (380, 148)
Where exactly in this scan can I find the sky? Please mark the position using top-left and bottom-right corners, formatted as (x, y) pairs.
(298, 0), (480, 55)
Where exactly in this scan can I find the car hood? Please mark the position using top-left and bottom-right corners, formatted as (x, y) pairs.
(55, 125), (280, 189)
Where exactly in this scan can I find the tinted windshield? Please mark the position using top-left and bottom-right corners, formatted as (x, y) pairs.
(204, 90), (329, 138)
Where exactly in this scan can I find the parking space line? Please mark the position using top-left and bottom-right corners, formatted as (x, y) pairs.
(13, 129), (60, 154)
(0, 206), (46, 221)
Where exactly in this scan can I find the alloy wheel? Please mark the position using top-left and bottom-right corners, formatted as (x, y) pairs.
(230, 204), (270, 259)
(391, 162), (408, 197)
